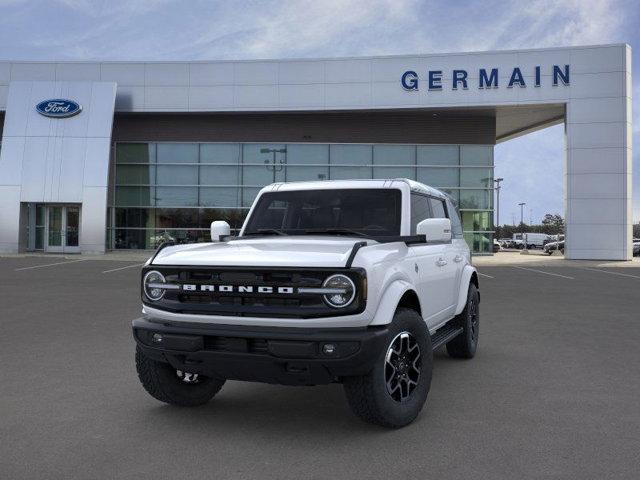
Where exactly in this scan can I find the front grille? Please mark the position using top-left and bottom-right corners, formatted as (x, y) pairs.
(202, 336), (269, 354)
(143, 266), (366, 319)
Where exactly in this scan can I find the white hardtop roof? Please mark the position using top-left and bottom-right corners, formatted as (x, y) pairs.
(264, 179), (447, 198)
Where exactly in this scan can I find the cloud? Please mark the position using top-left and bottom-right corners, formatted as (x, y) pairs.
(0, 0), (638, 221)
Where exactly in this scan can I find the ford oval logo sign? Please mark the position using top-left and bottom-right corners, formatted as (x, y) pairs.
(36, 99), (82, 118)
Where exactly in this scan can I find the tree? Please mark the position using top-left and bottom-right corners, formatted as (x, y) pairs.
(541, 214), (564, 231)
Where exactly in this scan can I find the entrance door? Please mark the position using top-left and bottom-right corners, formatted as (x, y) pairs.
(45, 205), (81, 253)
(65, 206), (80, 253)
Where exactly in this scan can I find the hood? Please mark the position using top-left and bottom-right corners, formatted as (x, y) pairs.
(151, 236), (366, 268)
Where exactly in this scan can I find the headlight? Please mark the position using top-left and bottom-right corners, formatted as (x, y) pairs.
(143, 270), (166, 301)
(322, 274), (356, 308)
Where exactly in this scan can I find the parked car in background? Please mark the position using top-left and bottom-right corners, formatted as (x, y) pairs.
(493, 239), (501, 253)
(544, 240), (565, 255)
(633, 238), (640, 256)
(498, 238), (515, 248)
(513, 232), (552, 249)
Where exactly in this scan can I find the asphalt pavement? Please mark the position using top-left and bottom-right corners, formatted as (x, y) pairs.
(1, 256), (639, 479)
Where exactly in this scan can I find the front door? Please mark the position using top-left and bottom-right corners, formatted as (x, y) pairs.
(45, 205), (81, 253)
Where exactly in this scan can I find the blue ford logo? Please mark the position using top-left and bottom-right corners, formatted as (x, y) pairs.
(36, 99), (82, 118)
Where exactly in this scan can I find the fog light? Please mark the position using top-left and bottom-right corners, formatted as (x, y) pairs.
(322, 343), (336, 355)
(152, 333), (163, 343)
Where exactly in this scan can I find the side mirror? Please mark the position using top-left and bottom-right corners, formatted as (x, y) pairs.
(210, 221), (230, 242)
(416, 218), (452, 243)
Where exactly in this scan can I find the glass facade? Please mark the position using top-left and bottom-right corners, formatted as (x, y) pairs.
(109, 142), (494, 252)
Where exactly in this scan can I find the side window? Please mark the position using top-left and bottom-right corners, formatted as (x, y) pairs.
(429, 198), (447, 219)
(410, 194), (431, 234)
(445, 198), (463, 238)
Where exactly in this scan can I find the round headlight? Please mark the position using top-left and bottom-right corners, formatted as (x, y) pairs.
(322, 274), (356, 308)
(143, 270), (166, 301)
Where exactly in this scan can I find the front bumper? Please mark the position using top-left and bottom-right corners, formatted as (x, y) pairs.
(132, 317), (390, 386)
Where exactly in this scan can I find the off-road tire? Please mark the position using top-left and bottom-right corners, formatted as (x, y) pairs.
(343, 308), (433, 428)
(135, 345), (225, 406)
(446, 283), (479, 359)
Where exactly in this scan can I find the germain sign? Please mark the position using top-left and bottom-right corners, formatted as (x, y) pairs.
(401, 65), (570, 91)
(36, 99), (82, 118)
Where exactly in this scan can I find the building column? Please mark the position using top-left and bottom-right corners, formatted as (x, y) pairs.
(564, 46), (632, 260)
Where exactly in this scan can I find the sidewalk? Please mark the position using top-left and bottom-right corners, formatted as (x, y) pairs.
(474, 250), (640, 268)
(3, 249), (639, 268)
(0, 250), (154, 262)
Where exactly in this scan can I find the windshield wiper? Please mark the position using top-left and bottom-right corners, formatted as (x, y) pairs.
(304, 228), (372, 239)
(243, 228), (288, 236)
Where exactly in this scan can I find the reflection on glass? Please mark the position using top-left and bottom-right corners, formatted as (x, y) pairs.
(243, 144), (286, 184)
(112, 142), (496, 253)
(285, 144), (329, 181)
(461, 145), (493, 166)
(417, 145), (459, 165)
(115, 186), (154, 207)
(372, 145), (415, 179)
(35, 227), (44, 250)
(460, 190), (493, 210)
(200, 143), (241, 164)
(116, 143), (155, 164)
(48, 207), (63, 246)
(462, 211), (493, 232)
(157, 143), (198, 164)
(116, 165), (155, 185)
(200, 165), (240, 185)
(460, 168), (493, 188)
(155, 187), (198, 207)
(200, 187), (239, 207)
(464, 232), (493, 253)
(66, 207), (80, 247)
(157, 165), (198, 185)
(417, 168), (459, 187)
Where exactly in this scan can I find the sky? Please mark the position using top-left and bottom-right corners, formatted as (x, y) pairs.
(0, 0), (638, 225)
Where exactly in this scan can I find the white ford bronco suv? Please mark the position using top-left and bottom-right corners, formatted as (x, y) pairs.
(133, 179), (480, 427)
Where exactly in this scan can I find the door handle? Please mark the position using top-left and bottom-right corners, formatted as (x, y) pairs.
(436, 258), (447, 267)
(454, 255), (464, 263)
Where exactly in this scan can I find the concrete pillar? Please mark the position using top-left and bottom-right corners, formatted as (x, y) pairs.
(564, 45), (632, 260)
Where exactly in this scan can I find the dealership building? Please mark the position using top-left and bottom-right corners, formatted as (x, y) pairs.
(0, 44), (633, 259)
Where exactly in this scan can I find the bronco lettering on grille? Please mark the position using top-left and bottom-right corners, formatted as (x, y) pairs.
(181, 284), (295, 294)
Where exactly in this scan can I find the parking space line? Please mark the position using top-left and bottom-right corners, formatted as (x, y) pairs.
(14, 259), (87, 271)
(512, 266), (574, 280)
(579, 267), (640, 279)
(478, 272), (494, 279)
(102, 263), (145, 274)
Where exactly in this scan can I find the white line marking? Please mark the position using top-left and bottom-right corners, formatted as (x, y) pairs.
(15, 259), (87, 271)
(512, 266), (574, 280)
(580, 267), (640, 279)
(478, 272), (494, 279)
(102, 263), (145, 274)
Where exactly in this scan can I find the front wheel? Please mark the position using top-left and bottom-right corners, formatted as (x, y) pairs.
(343, 308), (433, 428)
(135, 345), (225, 406)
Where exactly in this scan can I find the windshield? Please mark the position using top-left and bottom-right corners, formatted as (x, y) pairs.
(243, 188), (402, 237)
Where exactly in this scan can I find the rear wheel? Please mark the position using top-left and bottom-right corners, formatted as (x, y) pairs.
(135, 345), (225, 406)
(343, 308), (433, 428)
(446, 283), (479, 359)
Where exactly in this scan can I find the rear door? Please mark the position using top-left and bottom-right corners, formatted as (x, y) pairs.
(428, 197), (459, 319)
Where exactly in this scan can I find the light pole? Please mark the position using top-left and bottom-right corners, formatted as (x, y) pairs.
(261, 147), (287, 183)
(518, 202), (526, 226)
(494, 178), (503, 227)
(518, 202), (527, 252)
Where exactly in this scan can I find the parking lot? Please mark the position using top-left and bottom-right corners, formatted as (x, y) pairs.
(1, 255), (639, 479)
